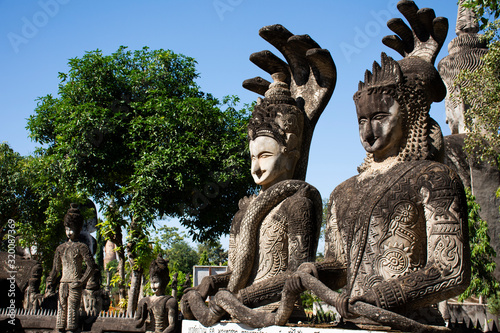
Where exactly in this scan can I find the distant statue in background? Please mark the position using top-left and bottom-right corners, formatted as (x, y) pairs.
(170, 272), (178, 299)
(46, 203), (97, 333)
(135, 255), (178, 333)
(182, 273), (191, 290)
(438, 0), (488, 134)
(23, 261), (43, 311)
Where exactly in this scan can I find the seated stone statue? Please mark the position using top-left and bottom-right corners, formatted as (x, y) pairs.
(180, 24), (336, 326)
(135, 255), (178, 333)
(46, 203), (97, 333)
(212, 2), (471, 332)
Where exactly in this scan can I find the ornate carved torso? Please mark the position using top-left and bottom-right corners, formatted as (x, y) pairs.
(326, 160), (469, 310)
(148, 295), (172, 333)
(228, 180), (322, 292)
(57, 241), (91, 283)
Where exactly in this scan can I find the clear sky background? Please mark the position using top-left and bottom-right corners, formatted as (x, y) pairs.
(1, 0), (461, 248)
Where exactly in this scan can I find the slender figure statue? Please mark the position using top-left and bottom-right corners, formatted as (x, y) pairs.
(46, 203), (96, 333)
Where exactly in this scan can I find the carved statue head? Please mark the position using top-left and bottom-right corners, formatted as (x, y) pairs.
(247, 73), (304, 190)
(64, 203), (84, 240)
(149, 255), (169, 296)
(354, 53), (445, 171)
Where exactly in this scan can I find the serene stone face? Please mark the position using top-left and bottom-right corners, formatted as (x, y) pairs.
(356, 93), (403, 161)
(151, 276), (163, 296)
(249, 136), (292, 190)
(65, 226), (78, 241)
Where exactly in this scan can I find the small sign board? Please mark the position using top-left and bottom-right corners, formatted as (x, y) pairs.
(193, 265), (228, 287)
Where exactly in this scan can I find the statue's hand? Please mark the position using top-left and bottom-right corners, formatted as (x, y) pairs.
(285, 262), (317, 294)
(334, 292), (351, 319)
(382, 0), (448, 64)
(243, 24), (336, 122)
(185, 276), (214, 300)
(71, 280), (84, 289)
(350, 289), (378, 308)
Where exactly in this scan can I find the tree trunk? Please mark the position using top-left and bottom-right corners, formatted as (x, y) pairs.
(108, 224), (127, 306)
(116, 248), (127, 305)
(126, 216), (145, 315)
(127, 267), (143, 315)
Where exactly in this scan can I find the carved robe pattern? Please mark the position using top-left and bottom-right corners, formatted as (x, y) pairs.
(226, 180), (322, 308)
(325, 160), (470, 312)
(48, 240), (95, 331)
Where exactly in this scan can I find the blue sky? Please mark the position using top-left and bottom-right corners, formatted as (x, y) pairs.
(0, 0), (461, 246)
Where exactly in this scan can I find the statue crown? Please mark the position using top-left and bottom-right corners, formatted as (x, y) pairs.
(354, 53), (403, 101)
(248, 73), (303, 152)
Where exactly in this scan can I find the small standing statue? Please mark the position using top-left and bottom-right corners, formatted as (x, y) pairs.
(46, 203), (97, 333)
(135, 255), (178, 333)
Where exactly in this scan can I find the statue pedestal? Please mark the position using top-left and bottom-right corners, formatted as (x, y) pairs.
(182, 320), (389, 333)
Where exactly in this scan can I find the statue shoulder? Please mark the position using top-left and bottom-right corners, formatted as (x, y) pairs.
(282, 180), (322, 211)
(413, 160), (464, 188)
(76, 241), (92, 254)
(331, 174), (359, 199)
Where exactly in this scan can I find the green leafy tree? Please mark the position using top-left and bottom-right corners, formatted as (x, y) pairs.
(462, 0), (500, 28)
(196, 239), (228, 266)
(459, 188), (499, 301)
(458, 2), (500, 164)
(27, 46), (254, 311)
(152, 225), (199, 275)
(0, 143), (88, 279)
(455, 1), (500, 304)
(168, 240), (199, 275)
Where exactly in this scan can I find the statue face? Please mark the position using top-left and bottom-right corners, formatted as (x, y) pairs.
(151, 276), (164, 296)
(356, 93), (404, 161)
(65, 226), (78, 241)
(249, 136), (293, 190)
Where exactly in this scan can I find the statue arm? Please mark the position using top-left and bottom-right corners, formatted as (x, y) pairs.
(46, 247), (62, 293)
(189, 270), (232, 300)
(80, 243), (97, 286)
(135, 297), (148, 328)
(163, 297), (179, 333)
(287, 196), (321, 272)
(403, 171), (470, 304)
